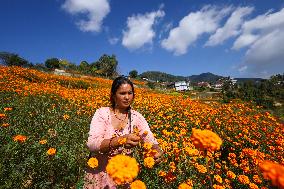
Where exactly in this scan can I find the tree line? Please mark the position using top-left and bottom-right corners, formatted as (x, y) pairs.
(0, 52), (120, 78)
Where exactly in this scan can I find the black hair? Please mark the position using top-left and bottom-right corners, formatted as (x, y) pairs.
(110, 76), (135, 109)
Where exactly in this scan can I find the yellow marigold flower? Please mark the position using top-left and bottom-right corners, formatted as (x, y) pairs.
(178, 182), (192, 189)
(190, 128), (222, 151)
(106, 154), (139, 185)
(184, 147), (199, 156)
(258, 160), (284, 189)
(143, 142), (153, 151)
(194, 163), (207, 174)
(214, 175), (223, 183)
(47, 148), (56, 156)
(158, 170), (166, 177)
(238, 175), (250, 185)
(130, 180), (146, 189)
(213, 184), (225, 189)
(39, 139), (47, 144)
(227, 171), (236, 180)
(144, 157), (155, 168)
(13, 135), (27, 143)
(63, 114), (69, 120)
(87, 157), (98, 169)
(118, 137), (127, 145)
(249, 183), (259, 189)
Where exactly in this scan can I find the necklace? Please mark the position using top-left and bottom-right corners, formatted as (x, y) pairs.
(113, 109), (127, 122)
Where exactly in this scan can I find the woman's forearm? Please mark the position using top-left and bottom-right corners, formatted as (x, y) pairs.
(98, 137), (122, 153)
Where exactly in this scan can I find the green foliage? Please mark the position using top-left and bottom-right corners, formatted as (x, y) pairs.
(0, 92), (91, 188)
(45, 58), (60, 69)
(94, 54), (118, 77)
(129, 70), (138, 78)
(0, 51), (30, 67)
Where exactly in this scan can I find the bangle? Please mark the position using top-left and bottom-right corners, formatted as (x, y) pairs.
(108, 137), (115, 150)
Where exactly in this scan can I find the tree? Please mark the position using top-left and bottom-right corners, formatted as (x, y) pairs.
(45, 58), (60, 69)
(0, 52), (29, 67)
(95, 54), (118, 77)
(129, 70), (138, 78)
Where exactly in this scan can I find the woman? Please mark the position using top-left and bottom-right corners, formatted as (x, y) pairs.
(84, 76), (163, 189)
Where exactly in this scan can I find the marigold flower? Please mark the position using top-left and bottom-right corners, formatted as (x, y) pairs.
(0, 114), (6, 119)
(178, 182), (192, 189)
(238, 175), (250, 185)
(253, 175), (262, 184)
(4, 107), (13, 111)
(144, 157), (155, 168)
(227, 171), (236, 180)
(87, 157), (98, 169)
(118, 137), (127, 145)
(143, 142), (153, 151)
(158, 170), (166, 177)
(130, 180), (146, 189)
(2, 123), (10, 127)
(214, 175), (223, 183)
(106, 154), (139, 185)
(213, 184), (225, 189)
(13, 135), (27, 143)
(258, 160), (284, 189)
(39, 139), (47, 144)
(47, 148), (56, 156)
(249, 183), (259, 189)
(63, 114), (69, 120)
(190, 128), (222, 151)
(194, 163), (207, 173)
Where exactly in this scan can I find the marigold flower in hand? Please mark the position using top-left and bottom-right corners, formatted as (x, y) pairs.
(13, 135), (27, 143)
(144, 157), (155, 168)
(190, 128), (222, 151)
(106, 154), (139, 185)
(118, 137), (127, 145)
(178, 182), (192, 189)
(258, 160), (284, 189)
(47, 148), (56, 156)
(87, 157), (98, 169)
(130, 180), (146, 189)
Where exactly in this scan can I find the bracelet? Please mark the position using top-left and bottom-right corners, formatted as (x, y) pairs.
(108, 137), (115, 151)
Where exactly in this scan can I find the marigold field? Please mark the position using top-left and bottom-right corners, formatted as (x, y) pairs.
(0, 66), (283, 189)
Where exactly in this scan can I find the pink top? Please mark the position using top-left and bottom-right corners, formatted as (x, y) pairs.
(84, 107), (158, 189)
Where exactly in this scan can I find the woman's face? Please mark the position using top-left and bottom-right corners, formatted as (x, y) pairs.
(114, 83), (134, 110)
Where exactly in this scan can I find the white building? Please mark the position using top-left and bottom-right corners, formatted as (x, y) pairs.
(174, 81), (192, 91)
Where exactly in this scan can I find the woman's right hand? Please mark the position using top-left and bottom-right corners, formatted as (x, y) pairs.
(123, 133), (141, 148)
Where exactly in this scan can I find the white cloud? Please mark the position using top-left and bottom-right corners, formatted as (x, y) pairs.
(62, 0), (110, 32)
(122, 9), (165, 50)
(239, 29), (284, 78)
(108, 37), (119, 45)
(232, 8), (284, 49)
(206, 6), (253, 46)
(161, 5), (232, 55)
(232, 8), (284, 78)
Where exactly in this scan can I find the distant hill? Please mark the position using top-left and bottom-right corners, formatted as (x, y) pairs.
(235, 78), (265, 83)
(139, 71), (223, 83)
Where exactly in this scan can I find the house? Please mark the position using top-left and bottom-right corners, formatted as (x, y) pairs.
(174, 81), (193, 91)
(197, 81), (211, 88)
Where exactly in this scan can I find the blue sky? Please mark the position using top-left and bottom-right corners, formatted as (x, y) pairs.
(1, 0), (284, 78)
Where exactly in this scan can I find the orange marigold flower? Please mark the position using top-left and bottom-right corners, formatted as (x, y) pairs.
(2, 123), (10, 127)
(13, 135), (27, 143)
(249, 183), (259, 189)
(144, 157), (155, 168)
(194, 163), (207, 174)
(106, 154), (139, 185)
(39, 139), (47, 144)
(227, 171), (236, 180)
(213, 184), (226, 189)
(253, 175), (262, 184)
(258, 160), (284, 189)
(214, 175), (223, 183)
(4, 107), (13, 111)
(87, 157), (98, 169)
(0, 114), (6, 119)
(130, 180), (146, 189)
(190, 128), (222, 151)
(47, 148), (56, 156)
(158, 170), (166, 177)
(178, 182), (192, 189)
(118, 137), (127, 145)
(238, 175), (250, 185)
